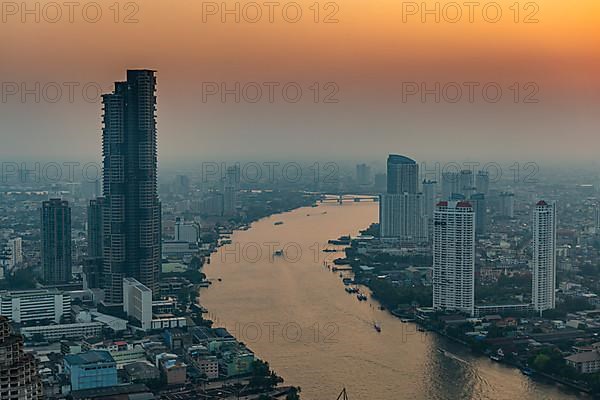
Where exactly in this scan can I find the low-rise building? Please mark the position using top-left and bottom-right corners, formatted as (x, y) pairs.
(83, 340), (146, 367)
(90, 311), (128, 332)
(187, 346), (219, 380)
(151, 314), (187, 330)
(162, 241), (199, 259)
(123, 362), (160, 384)
(64, 350), (117, 391)
(565, 351), (600, 374)
(0, 289), (71, 324)
(156, 353), (187, 385)
(68, 383), (153, 400)
(61, 341), (82, 355)
(20, 322), (103, 342)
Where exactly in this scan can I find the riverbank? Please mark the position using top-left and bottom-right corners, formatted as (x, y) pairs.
(335, 229), (595, 398)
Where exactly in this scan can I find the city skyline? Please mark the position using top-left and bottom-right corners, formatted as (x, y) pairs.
(2, 1), (600, 398)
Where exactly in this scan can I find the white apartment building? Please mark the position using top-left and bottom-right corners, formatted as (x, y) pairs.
(123, 277), (153, 331)
(174, 219), (199, 244)
(6, 237), (23, 269)
(532, 200), (557, 315)
(432, 201), (475, 316)
(0, 289), (71, 323)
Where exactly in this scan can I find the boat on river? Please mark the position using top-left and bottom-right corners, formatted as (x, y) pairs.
(520, 367), (535, 376)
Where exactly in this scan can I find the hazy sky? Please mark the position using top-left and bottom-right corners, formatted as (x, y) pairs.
(1, 0), (598, 163)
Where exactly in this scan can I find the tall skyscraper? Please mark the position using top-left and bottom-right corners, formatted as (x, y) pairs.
(223, 165), (240, 216)
(594, 204), (600, 233)
(475, 170), (490, 196)
(0, 316), (43, 400)
(500, 192), (515, 218)
(174, 175), (190, 195)
(422, 180), (437, 241)
(41, 198), (72, 284)
(379, 193), (427, 241)
(433, 201), (475, 316)
(380, 155), (425, 242)
(81, 179), (101, 200)
(85, 198), (104, 289)
(101, 70), (161, 304)
(386, 154), (418, 194)
(422, 180), (437, 219)
(532, 200), (557, 315)
(441, 172), (460, 200)
(459, 169), (475, 197)
(356, 163), (372, 186)
(470, 193), (487, 236)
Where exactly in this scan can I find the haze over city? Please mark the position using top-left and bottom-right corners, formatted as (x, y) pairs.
(1, 1), (600, 400)
(1, 0), (599, 162)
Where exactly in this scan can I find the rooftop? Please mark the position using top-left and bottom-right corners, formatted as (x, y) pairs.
(65, 350), (115, 366)
(70, 383), (152, 400)
(565, 351), (600, 363)
(388, 154), (416, 165)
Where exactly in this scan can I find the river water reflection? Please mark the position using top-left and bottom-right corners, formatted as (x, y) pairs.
(201, 201), (582, 400)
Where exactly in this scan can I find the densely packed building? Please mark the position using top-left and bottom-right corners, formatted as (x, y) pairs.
(0, 316), (42, 400)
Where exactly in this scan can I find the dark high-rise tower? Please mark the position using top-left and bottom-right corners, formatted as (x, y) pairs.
(386, 154), (418, 194)
(459, 169), (474, 197)
(101, 70), (160, 304)
(470, 193), (487, 236)
(87, 198), (104, 260)
(41, 198), (72, 284)
(475, 170), (490, 196)
(441, 172), (460, 200)
(85, 198), (104, 289)
(223, 165), (239, 216)
(380, 155), (426, 242)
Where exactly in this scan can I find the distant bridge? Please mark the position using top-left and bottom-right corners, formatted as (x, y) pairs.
(318, 194), (379, 204)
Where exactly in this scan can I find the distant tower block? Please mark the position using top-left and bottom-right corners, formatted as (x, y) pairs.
(532, 200), (557, 315)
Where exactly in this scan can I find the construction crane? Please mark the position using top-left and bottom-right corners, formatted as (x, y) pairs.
(336, 388), (349, 400)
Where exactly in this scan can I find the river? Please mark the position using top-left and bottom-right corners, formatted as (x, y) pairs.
(201, 201), (583, 400)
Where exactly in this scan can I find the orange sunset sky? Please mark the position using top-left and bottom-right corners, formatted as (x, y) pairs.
(1, 0), (599, 162)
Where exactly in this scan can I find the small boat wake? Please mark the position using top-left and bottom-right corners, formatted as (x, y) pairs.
(437, 348), (468, 364)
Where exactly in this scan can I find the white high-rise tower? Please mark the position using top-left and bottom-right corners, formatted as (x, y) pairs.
(532, 200), (557, 315)
(433, 201), (475, 316)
